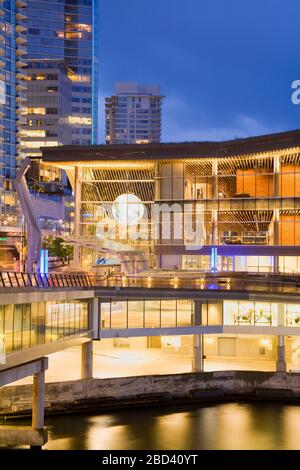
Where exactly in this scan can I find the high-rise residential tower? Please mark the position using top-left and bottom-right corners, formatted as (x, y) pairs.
(0, 0), (27, 230)
(105, 82), (163, 145)
(23, 59), (72, 184)
(25, 0), (99, 145)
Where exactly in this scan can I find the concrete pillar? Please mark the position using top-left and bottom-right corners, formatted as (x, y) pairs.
(192, 300), (203, 372)
(32, 369), (45, 430)
(74, 166), (82, 268)
(276, 335), (286, 372)
(81, 340), (93, 379)
(192, 334), (204, 372)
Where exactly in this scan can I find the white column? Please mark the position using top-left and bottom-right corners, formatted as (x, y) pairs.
(74, 166), (82, 268)
(273, 155), (280, 273)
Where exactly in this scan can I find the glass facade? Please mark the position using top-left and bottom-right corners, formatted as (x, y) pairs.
(66, 151), (300, 273)
(100, 298), (223, 330)
(223, 300), (300, 327)
(0, 0), (27, 227)
(0, 298), (89, 355)
(26, 0), (99, 144)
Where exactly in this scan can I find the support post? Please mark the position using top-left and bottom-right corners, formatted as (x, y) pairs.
(192, 334), (204, 372)
(81, 340), (93, 379)
(273, 155), (280, 274)
(276, 335), (286, 372)
(211, 210), (218, 246)
(74, 166), (82, 268)
(273, 209), (280, 274)
(31, 358), (47, 449)
(212, 159), (218, 199)
(32, 367), (45, 430)
(91, 297), (100, 339)
(192, 301), (203, 372)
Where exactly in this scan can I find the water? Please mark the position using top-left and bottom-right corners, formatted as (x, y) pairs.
(39, 402), (300, 450)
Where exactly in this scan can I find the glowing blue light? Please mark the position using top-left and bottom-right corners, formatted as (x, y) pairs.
(40, 249), (49, 274)
(210, 247), (218, 273)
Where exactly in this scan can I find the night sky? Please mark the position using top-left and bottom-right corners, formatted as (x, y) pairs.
(100, 0), (300, 143)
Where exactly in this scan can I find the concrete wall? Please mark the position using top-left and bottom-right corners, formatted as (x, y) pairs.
(2, 371), (300, 416)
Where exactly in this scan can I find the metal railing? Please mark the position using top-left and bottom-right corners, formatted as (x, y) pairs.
(0, 271), (93, 288)
(1, 271), (300, 295)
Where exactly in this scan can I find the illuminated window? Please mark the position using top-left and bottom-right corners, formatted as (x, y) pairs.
(21, 141), (59, 148)
(135, 139), (150, 144)
(68, 74), (90, 83)
(22, 129), (46, 137)
(68, 116), (92, 125)
(36, 75), (45, 81)
(26, 107), (46, 115)
(26, 152), (42, 157)
(65, 23), (91, 33)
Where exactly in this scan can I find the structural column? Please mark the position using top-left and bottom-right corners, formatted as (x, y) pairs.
(81, 340), (93, 379)
(74, 166), (82, 268)
(211, 210), (218, 246)
(212, 159), (218, 199)
(276, 334), (286, 372)
(273, 209), (280, 274)
(192, 300), (204, 372)
(32, 368), (45, 431)
(91, 297), (100, 340)
(273, 155), (280, 274)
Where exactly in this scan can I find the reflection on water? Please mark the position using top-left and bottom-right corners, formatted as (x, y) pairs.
(40, 403), (300, 450)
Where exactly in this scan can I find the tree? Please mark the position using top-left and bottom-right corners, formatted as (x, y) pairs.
(43, 236), (73, 259)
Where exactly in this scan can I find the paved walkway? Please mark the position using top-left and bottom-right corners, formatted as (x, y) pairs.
(8, 342), (277, 386)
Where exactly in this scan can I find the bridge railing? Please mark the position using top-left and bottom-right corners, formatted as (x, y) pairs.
(0, 271), (300, 295)
(0, 272), (93, 288)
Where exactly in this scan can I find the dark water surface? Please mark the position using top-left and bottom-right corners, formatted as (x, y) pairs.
(39, 402), (300, 450)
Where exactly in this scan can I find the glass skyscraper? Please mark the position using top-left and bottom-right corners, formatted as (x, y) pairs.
(25, 0), (99, 145)
(0, 0), (27, 228)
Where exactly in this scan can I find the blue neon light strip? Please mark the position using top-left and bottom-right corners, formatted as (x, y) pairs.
(210, 247), (218, 272)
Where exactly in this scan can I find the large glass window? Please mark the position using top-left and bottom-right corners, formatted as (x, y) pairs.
(1, 299), (90, 356)
(224, 301), (278, 326)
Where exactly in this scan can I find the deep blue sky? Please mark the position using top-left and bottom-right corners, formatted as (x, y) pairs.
(100, 0), (300, 143)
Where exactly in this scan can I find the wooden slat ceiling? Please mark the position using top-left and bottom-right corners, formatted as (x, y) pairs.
(81, 167), (155, 204)
(218, 210), (273, 232)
